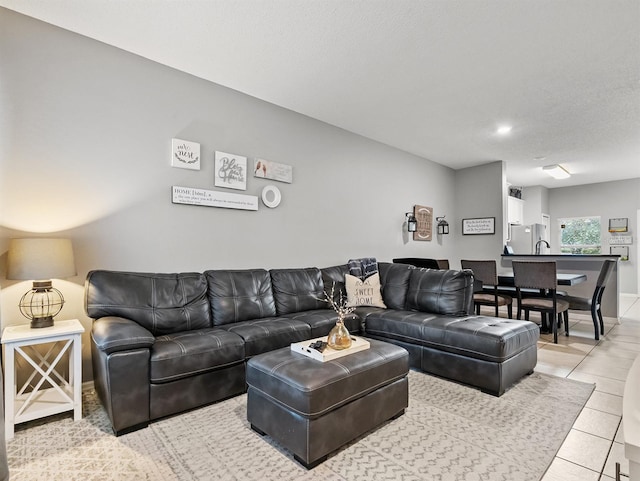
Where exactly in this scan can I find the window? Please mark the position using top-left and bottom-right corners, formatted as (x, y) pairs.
(559, 217), (601, 254)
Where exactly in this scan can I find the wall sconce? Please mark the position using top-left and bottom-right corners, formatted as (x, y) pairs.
(436, 216), (450, 235)
(405, 212), (417, 232)
(6, 238), (76, 328)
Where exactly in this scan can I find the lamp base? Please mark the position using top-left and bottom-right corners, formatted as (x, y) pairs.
(31, 316), (54, 329)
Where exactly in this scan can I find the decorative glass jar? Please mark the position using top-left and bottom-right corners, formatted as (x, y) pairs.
(327, 319), (352, 350)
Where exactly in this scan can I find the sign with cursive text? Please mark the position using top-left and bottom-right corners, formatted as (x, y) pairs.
(253, 158), (293, 183)
(171, 138), (200, 170)
(172, 186), (258, 211)
(462, 217), (495, 235)
(215, 151), (247, 190)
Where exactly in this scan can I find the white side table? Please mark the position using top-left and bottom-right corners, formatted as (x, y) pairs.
(1, 319), (85, 441)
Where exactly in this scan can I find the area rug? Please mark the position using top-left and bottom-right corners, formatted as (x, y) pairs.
(6, 370), (594, 481)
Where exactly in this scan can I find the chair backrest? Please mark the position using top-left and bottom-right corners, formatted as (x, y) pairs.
(460, 260), (498, 285)
(512, 261), (557, 290)
(596, 259), (616, 288)
(437, 259), (450, 270)
(392, 258), (440, 269)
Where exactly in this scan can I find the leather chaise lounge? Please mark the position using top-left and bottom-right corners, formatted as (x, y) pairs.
(85, 262), (539, 435)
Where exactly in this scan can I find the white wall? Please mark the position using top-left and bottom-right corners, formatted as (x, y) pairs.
(522, 186), (549, 226)
(0, 8), (459, 379)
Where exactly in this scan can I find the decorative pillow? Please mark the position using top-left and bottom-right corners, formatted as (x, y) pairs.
(345, 273), (387, 308)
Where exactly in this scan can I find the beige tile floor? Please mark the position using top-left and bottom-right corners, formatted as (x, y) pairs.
(494, 295), (640, 481)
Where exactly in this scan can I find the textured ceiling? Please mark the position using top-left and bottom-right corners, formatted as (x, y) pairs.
(2, 0), (639, 188)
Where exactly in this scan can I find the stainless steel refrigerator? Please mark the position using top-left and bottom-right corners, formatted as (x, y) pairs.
(508, 224), (548, 254)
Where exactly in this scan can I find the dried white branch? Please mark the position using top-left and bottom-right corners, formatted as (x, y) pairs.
(317, 282), (356, 320)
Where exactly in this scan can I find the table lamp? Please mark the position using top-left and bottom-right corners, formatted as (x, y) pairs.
(6, 238), (76, 328)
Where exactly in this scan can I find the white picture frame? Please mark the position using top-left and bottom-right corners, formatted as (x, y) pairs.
(254, 158), (293, 183)
(462, 217), (496, 235)
(215, 151), (247, 190)
(172, 186), (258, 211)
(171, 138), (201, 170)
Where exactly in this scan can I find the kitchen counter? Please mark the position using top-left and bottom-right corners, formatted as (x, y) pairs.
(501, 254), (620, 258)
(500, 254), (620, 318)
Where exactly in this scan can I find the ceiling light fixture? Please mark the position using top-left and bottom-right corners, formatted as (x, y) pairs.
(542, 164), (571, 179)
(496, 125), (512, 135)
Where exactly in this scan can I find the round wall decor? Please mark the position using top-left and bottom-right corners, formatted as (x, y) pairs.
(261, 185), (281, 208)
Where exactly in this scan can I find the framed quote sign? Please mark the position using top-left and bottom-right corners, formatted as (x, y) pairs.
(462, 217), (495, 235)
(413, 205), (433, 241)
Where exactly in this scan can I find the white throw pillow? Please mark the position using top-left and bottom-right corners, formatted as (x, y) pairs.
(345, 273), (387, 308)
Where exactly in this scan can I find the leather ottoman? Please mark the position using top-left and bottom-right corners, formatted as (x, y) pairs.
(246, 338), (409, 469)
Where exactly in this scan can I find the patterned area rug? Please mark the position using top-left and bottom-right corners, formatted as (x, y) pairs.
(7, 370), (594, 481)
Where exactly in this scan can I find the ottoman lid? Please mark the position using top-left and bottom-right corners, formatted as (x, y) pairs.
(246, 338), (408, 418)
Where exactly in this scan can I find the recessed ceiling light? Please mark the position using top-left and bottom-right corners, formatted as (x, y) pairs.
(543, 164), (571, 179)
(496, 125), (512, 135)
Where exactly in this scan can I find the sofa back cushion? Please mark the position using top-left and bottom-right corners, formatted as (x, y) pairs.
(378, 262), (413, 310)
(205, 269), (276, 325)
(406, 268), (474, 316)
(270, 268), (327, 315)
(320, 264), (349, 304)
(85, 270), (212, 336)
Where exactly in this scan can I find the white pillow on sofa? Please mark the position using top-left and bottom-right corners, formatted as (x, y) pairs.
(345, 273), (387, 308)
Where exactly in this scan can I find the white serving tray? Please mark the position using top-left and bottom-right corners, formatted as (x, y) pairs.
(291, 336), (370, 362)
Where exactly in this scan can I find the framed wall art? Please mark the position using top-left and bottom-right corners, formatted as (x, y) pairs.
(608, 218), (628, 233)
(413, 205), (433, 241)
(171, 138), (200, 170)
(253, 158), (293, 183)
(172, 186), (258, 211)
(462, 217), (495, 235)
(610, 245), (629, 261)
(215, 151), (247, 190)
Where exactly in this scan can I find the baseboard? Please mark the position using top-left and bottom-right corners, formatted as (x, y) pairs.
(82, 380), (95, 393)
(621, 293), (639, 299)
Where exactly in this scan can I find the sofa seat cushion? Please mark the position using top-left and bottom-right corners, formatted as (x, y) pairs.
(280, 310), (361, 337)
(150, 328), (245, 384)
(364, 311), (539, 363)
(220, 318), (311, 357)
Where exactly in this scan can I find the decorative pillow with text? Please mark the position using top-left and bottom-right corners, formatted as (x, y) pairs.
(345, 273), (387, 308)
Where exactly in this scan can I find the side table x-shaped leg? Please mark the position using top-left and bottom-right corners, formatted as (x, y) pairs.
(2, 319), (84, 441)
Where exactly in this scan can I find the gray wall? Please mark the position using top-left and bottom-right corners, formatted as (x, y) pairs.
(549, 178), (639, 294)
(0, 8), (459, 380)
(453, 161), (507, 269)
(2, 8), (637, 383)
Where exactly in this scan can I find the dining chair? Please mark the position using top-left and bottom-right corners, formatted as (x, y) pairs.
(436, 259), (450, 270)
(563, 259), (616, 340)
(460, 260), (512, 318)
(512, 260), (569, 344)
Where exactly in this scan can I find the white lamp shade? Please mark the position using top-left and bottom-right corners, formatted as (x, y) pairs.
(7, 238), (76, 280)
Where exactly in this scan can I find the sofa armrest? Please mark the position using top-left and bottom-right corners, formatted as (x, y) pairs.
(91, 316), (155, 354)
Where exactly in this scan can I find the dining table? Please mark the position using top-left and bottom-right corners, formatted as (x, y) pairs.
(497, 271), (587, 287)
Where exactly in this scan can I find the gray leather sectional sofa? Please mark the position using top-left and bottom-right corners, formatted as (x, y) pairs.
(85, 262), (539, 435)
